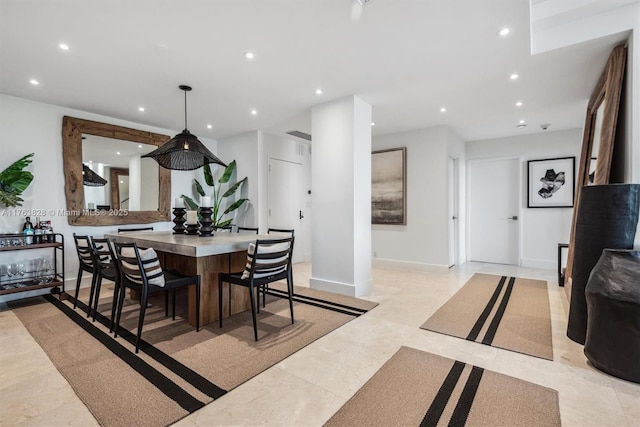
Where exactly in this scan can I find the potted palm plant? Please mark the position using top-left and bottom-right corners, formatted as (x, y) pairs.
(181, 160), (248, 229)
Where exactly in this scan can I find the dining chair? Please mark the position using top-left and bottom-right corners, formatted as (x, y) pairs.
(218, 236), (295, 341)
(72, 234), (98, 315)
(237, 226), (259, 234)
(89, 237), (119, 327)
(112, 241), (201, 353)
(267, 228), (295, 236)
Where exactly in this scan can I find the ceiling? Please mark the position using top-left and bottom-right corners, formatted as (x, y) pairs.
(0, 0), (632, 142)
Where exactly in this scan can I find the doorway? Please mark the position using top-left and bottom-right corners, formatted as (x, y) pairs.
(268, 158), (305, 263)
(448, 157), (459, 267)
(468, 158), (520, 265)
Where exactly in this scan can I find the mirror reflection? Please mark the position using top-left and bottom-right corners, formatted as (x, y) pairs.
(587, 100), (606, 185)
(82, 136), (159, 211)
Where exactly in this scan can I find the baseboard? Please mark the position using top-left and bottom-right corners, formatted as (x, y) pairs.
(372, 258), (449, 273)
(521, 258), (556, 270)
(310, 277), (373, 297)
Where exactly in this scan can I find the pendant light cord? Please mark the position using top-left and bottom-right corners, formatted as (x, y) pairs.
(184, 89), (188, 130)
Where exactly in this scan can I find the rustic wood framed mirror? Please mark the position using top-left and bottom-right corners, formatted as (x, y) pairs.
(564, 44), (627, 292)
(62, 116), (171, 226)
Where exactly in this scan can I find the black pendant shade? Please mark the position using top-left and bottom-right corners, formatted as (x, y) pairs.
(141, 85), (227, 171)
(82, 164), (108, 186)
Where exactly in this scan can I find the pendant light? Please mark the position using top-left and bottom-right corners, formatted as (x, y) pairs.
(82, 164), (107, 186)
(142, 85), (227, 171)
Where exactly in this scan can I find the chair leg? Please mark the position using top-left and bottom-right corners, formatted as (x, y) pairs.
(287, 276), (294, 325)
(114, 284), (127, 338)
(135, 290), (148, 354)
(86, 273), (98, 318)
(172, 289), (177, 320)
(218, 273), (224, 328)
(92, 275), (103, 321)
(248, 282), (258, 341)
(164, 291), (169, 317)
(109, 280), (120, 333)
(73, 268), (83, 309)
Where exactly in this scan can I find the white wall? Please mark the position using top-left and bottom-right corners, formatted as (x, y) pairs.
(466, 128), (582, 268)
(372, 126), (461, 270)
(0, 94), (216, 302)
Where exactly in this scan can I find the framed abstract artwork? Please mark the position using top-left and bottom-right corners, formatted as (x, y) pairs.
(372, 147), (406, 224)
(527, 156), (575, 208)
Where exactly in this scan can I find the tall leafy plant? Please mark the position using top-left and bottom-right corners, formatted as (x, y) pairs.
(182, 160), (249, 229)
(0, 153), (34, 207)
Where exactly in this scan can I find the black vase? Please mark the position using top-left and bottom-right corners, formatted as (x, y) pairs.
(584, 249), (640, 383)
(567, 184), (640, 344)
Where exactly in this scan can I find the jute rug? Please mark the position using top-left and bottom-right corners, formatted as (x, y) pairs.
(421, 273), (553, 360)
(325, 346), (561, 427)
(10, 283), (377, 427)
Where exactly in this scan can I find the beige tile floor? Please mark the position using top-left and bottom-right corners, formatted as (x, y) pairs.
(1, 261), (639, 426)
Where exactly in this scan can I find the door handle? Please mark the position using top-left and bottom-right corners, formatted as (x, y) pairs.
(508, 216), (518, 221)
(452, 216), (457, 220)
(299, 210), (304, 220)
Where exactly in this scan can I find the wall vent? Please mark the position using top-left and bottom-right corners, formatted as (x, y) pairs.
(286, 130), (312, 141)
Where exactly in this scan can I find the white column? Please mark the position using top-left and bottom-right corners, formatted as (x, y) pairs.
(310, 95), (372, 297)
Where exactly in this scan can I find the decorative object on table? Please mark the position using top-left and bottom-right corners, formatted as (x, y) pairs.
(0, 153), (34, 208)
(172, 208), (186, 234)
(372, 147), (406, 224)
(82, 164), (107, 186)
(142, 85), (227, 171)
(527, 156), (575, 208)
(198, 207), (214, 237)
(584, 249), (640, 383)
(182, 160), (248, 230)
(185, 209), (199, 235)
(567, 184), (640, 344)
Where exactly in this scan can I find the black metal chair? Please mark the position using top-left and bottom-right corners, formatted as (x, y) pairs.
(218, 237), (295, 341)
(72, 234), (98, 316)
(89, 237), (119, 326)
(237, 226), (259, 234)
(113, 241), (201, 353)
(117, 226), (154, 233)
(267, 228), (295, 236)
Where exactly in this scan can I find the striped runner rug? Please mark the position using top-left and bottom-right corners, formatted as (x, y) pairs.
(421, 273), (553, 360)
(325, 346), (561, 427)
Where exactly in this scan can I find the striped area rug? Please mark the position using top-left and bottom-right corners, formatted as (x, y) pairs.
(421, 273), (553, 360)
(325, 346), (561, 427)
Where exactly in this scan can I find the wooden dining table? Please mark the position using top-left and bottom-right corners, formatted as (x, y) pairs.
(106, 230), (269, 327)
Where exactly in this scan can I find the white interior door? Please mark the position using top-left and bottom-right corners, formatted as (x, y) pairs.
(469, 158), (520, 265)
(448, 157), (458, 267)
(268, 158), (304, 263)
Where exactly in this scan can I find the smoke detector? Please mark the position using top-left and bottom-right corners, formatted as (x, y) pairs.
(540, 123), (551, 130)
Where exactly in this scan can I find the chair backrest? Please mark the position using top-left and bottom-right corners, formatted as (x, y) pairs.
(245, 237), (295, 281)
(90, 237), (116, 272)
(215, 224), (233, 232)
(113, 241), (164, 288)
(117, 226), (154, 233)
(237, 226), (259, 234)
(267, 228), (295, 237)
(73, 234), (95, 270)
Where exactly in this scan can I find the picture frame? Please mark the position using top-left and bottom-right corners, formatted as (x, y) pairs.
(372, 147), (406, 224)
(527, 156), (575, 208)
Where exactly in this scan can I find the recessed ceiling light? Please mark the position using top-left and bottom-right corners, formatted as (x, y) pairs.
(371, 122), (376, 126)
(138, 144), (143, 148)
(315, 88), (323, 95)
(116, 151), (121, 155)
(440, 107), (447, 113)
(138, 107), (145, 112)
(29, 79), (40, 85)
(499, 28), (510, 36)
(510, 73), (519, 80)
(88, 160), (92, 163)
(120, 180), (124, 184)
(519, 119), (526, 124)
(59, 43), (70, 51)
(516, 101), (523, 107)
(250, 109), (258, 116)
(207, 124), (213, 129)
(244, 51), (255, 60)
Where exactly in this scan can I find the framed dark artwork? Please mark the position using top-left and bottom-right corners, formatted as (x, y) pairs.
(372, 147), (406, 224)
(527, 156), (575, 208)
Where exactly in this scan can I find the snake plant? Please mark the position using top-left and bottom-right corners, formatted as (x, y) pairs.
(0, 153), (34, 207)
